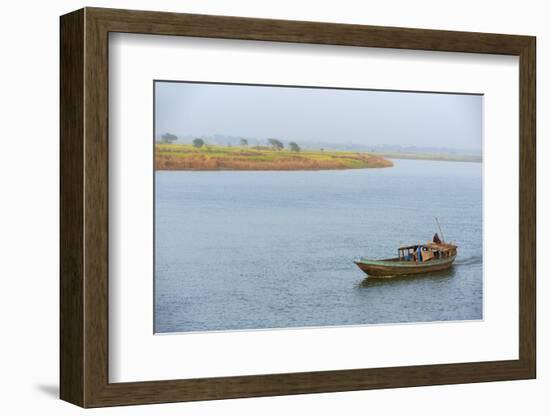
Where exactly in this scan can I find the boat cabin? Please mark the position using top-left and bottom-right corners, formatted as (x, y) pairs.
(398, 242), (457, 263)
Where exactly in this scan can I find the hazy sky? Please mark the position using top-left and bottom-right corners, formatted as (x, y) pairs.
(155, 81), (482, 151)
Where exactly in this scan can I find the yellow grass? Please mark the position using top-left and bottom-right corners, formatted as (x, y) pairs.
(155, 143), (393, 171)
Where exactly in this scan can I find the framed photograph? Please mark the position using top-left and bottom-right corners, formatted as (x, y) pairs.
(60, 7), (536, 407)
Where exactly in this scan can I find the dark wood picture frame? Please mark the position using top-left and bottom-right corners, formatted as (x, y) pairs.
(60, 7), (536, 408)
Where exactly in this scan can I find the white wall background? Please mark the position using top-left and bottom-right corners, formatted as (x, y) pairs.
(0, 0), (545, 414)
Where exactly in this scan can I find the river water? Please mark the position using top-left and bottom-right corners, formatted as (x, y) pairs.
(154, 159), (482, 333)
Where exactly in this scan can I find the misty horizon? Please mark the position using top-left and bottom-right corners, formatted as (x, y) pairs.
(155, 81), (483, 153)
(156, 132), (480, 155)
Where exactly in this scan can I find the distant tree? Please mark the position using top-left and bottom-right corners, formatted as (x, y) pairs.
(289, 142), (301, 152)
(240, 138), (248, 147)
(193, 138), (205, 148)
(161, 132), (178, 144)
(267, 138), (284, 151)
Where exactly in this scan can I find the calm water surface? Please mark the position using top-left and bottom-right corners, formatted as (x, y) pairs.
(155, 159), (482, 333)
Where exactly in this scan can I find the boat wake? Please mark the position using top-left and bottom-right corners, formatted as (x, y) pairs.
(454, 255), (483, 266)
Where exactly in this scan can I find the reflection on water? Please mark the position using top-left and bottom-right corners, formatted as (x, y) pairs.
(155, 159), (483, 333)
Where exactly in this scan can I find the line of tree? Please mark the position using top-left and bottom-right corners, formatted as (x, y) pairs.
(164, 135), (301, 152)
(288, 142), (301, 152)
(161, 132), (178, 144)
(267, 138), (284, 151)
(193, 138), (205, 148)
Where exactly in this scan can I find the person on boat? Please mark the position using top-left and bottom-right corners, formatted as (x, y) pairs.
(433, 233), (442, 244)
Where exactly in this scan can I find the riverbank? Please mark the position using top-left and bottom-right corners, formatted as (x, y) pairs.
(155, 143), (393, 170)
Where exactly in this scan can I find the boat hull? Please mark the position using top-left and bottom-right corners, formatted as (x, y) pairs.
(355, 256), (456, 278)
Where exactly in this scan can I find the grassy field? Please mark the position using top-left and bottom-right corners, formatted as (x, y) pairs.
(155, 143), (393, 171)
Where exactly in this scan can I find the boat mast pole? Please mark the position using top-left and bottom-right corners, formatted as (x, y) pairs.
(435, 217), (445, 242)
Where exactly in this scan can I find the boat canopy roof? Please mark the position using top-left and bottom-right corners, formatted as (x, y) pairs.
(398, 242), (457, 252)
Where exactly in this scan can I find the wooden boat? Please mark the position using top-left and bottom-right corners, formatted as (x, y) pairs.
(354, 236), (457, 278)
